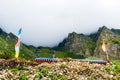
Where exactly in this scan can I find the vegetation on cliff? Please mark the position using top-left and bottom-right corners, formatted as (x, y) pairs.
(0, 26), (120, 60)
(58, 26), (120, 59)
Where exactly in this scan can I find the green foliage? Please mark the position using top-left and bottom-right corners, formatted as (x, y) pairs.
(55, 51), (84, 59)
(0, 32), (36, 59)
(37, 72), (43, 78)
(35, 68), (67, 79)
(88, 74), (95, 80)
(37, 47), (84, 59)
(103, 60), (120, 79)
(108, 37), (120, 45)
(104, 66), (111, 72)
(19, 70), (29, 80)
(40, 68), (49, 74)
(60, 64), (67, 69)
(19, 45), (36, 60)
(19, 75), (28, 80)
(0, 37), (14, 59)
(111, 39), (120, 44)
(10, 67), (19, 74)
(112, 60), (120, 73)
(48, 73), (67, 80)
(86, 56), (101, 60)
(48, 72), (56, 79)
(37, 48), (52, 58)
(89, 32), (100, 42)
(59, 75), (67, 80)
(36, 68), (49, 78)
(25, 45), (36, 52)
(112, 60), (120, 65)
(48, 72), (67, 80)
(111, 28), (120, 35)
(113, 65), (120, 72)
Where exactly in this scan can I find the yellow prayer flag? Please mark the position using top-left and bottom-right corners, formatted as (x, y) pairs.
(15, 52), (19, 58)
(102, 39), (107, 52)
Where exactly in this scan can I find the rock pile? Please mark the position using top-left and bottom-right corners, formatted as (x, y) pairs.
(0, 58), (38, 69)
(0, 58), (119, 80)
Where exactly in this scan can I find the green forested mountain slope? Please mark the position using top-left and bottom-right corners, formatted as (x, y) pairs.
(0, 28), (36, 59)
(0, 26), (120, 60)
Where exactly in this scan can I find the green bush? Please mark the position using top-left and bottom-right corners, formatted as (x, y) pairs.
(19, 75), (28, 80)
(104, 66), (111, 72)
(10, 67), (19, 73)
(48, 72), (57, 80)
(86, 56), (101, 60)
(36, 68), (49, 78)
(59, 75), (67, 80)
(88, 74), (95, 80)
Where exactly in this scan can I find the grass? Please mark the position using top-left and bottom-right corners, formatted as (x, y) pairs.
(37, 47), (84, 59)
(86, 56), (101, 60)
(35, 68), (67, 80)
(103, 59), (120, 79)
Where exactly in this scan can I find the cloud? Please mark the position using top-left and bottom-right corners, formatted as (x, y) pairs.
(0, 0), (120, 47)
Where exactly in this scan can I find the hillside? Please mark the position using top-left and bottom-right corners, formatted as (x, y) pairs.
(57, 26), (120, 60)
(35, 47), (84, 59)
(58, 32), (95, 57)
(0, 26), (120, 60)
(0, 28), (84, 59)
(0, 28), (36, 60)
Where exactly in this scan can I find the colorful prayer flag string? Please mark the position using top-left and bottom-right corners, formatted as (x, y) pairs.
(15, 28), (22, 58)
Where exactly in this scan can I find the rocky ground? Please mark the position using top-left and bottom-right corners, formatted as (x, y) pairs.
(0, 58), (120, 80)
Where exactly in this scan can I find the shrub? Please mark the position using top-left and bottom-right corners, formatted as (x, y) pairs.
(19, 75), (28, 80)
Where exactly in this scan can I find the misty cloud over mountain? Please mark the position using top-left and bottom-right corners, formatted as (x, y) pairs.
(0, 0), (120, 47)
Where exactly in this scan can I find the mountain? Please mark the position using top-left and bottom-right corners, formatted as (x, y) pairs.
(57, 26), (120, 60)
(94, 26), (120, 59)
(0, 28), (36, 60)
(0, 26), (120, 60)
(58, 32), (95, 57)
(0, 28), (84, 59)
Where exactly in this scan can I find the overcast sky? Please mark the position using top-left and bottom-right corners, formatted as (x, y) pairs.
(0, 0), (120, 47)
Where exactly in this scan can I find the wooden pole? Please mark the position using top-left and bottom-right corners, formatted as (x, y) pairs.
(106, 50), (110, 63)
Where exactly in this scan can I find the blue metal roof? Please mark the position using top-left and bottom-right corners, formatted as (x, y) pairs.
(35, 58), (56, 60)
(35, 58), (107, 63)
(89, 60), (107, 62)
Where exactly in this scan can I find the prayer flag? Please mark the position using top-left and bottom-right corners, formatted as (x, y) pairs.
(102, 39), (107, 52)
(15, 28), (22, 58)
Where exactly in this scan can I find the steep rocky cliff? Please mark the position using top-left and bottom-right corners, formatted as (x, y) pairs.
(58, 32), (95, 57)
(94, 26), (120, 59)
(58, 26), (120, 59)
(0, 26), (120, 60)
